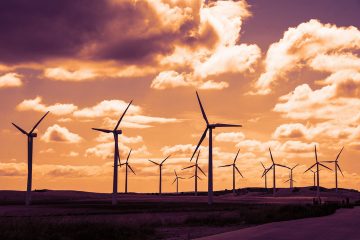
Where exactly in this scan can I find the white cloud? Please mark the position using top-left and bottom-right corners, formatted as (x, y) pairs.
(0, 73), (23, 88)
(41, 124), (82, 143)
(17, 96), (78, 115)
(44, 67), (97, 81)
(215, 132), (245, 142)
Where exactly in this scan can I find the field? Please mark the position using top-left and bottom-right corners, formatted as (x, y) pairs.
(0, 187), (359, 240)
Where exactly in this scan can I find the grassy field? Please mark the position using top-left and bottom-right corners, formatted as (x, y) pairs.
(0, 202), (348, 240)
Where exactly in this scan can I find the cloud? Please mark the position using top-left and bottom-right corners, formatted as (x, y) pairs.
(44, 67), (97, 81)
(41, 124), (82, 143)
(0, 73), (23, 88)
(253, 19), (360, 94)
(0, 163), (26, 176)
(61, 151), (80, 157)
(215, 132), (245, 142)
(73, 100), (141, 118)
(151, 0), (261, 90)
(95, 133), (143, 144)
(39, 148), (55, 154)
(17, 96), (78, 115)
(273, 123), (309, 139)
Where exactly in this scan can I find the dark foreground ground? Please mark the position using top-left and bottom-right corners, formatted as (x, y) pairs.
(0, 187), (359, 240)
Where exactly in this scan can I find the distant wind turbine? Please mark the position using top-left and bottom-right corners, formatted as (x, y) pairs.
(149, 155), (171, 195)
(190, 91), (242, 205)
(262, 148), (289, 196)
(321, 147), (344, 193)
(260, 162), (270, 190)
(182, 150), (206, 196)
(120, 149), (136, 194)
(12, 111), (50, 206)
(172, 170), (185, 194)
(92, 100), (132, 205)
(219, 149), (244, 195)
(284, 164), (299, 190)
(304, 145), (332, 197)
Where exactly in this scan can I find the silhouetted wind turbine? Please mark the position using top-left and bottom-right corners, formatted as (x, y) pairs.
(92, 100), (132, 205)
(322, 147), (344, 193)
(149, 155), (171, 195)
(190, 91), (242, 205)
(172, 170), (185, 194)
(12, 111), (50, 206)
(304, 145), (332, 197)
(262, 148), (289, 196)
(285, 164), (299, 190)
(120, 149), (135, 194)
(260, 162), (270, 190)
(182, 150), (206, 196)
(219, 149), (244, 195)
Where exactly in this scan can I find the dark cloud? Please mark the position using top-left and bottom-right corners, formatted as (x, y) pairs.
(0, 0), (217, 64)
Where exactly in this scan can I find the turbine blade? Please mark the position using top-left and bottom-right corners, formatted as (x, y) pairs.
(196, 91), (209, 125)
(161, 154), (171, 165)
(197, 166), (206, 176)
(321, 161), (335, 163)
(195, 150), (201, 164)
(260, 162), (266, 169)
(197, 175), (202, 180)
(213, 123), (242, 128)
(276, 164), (290, 169)
(128, 164), (136, 175)
(126, 149), (132, 163)
(262, 166), (272, 177)
(292, 164), (299, 170)
(188, 175), (195, 179)
(115, 140), (121, 167)
(234, 149), (240, 163)
(319, 163), (332, 171)
(219, 164), (232, 168)
(284, 179), (290, 183)
(315, 145), (318, 163)
(182, 165), (196, 170)
(30, 111), (49, 134)
(148, 160), (159, 165)
(12, 123), (28, 135)
(179, 177), (185, 179)
(304, 163), (316, 173)
(172, 178), (176, 184)
(235, 166), (243, 178)
(335, 146), (344, 162)
(174, 169), (177, 177)
(190, 128), (208, 161)
(269, 148), (274, 163)
(92, 128), (113, 133)
(114, 100), (132, 131)
(337, 163), (344, 177)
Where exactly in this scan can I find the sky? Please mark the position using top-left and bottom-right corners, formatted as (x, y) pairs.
(0, 0), (359, 193)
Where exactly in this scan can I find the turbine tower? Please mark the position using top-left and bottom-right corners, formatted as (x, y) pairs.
(218, 149), (244, 195)
(262, 148), (289, 196)
(322, 147), (344, 193)
(149, 155), (171, 195)
(172, 170), (185, 194)
(120, 149), (136, 194)
(304, 145), (332, 197)
(260, 162), (270, 190)
(92, 100), (132, 205)
(12, 111), (50, 206)
(190, 91), (242, 205)
(285, 164), (299, 190)
(182, 150), (206, 196)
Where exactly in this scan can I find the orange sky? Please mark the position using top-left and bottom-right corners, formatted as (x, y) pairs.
(0, 0), (359, 193)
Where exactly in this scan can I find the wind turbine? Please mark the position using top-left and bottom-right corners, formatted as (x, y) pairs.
(321, 147), (344, 193)
(120, 149), (136, 194)
(12, 111), (50, 206)
(148, 155), (171, 195)
(182, 150), (206, 196)
(172, 170), (185, 194)
(92, 100), (132, 205)
(260, 162), (270, 190)
(285, 164), (299, 190)
(190, 91), (242, 205)
(304, 145), (332, 197)
(218, 149), (244, 195)
(262, 148), (289, 196)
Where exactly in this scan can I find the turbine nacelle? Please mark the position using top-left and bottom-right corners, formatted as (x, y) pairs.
(113, 129), (123, 135)
(29, 133), (37, 137)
